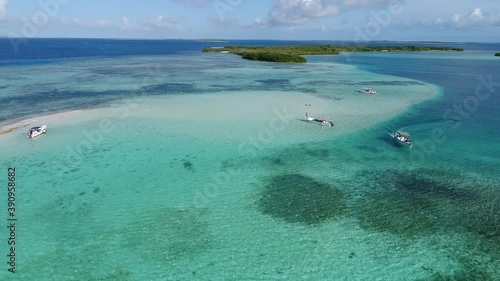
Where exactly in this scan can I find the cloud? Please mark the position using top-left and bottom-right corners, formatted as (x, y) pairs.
(439, 8), (500, 28)
(208, 16), (240, 28)
(0, 0), (7, 19)
(122, 16), (130, 27)
(469, 8), (484, 21)
(58, 18), (116, 29)
(268, 0), (340, 26)
(267, 0), (394, 26)
(147, 15), (182, 30)
(252, 18), (265, 26)
(400, 8), (500, 30)
(58, 16), (183, 32)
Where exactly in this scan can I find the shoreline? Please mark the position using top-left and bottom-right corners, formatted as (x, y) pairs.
(202, 45), (464, 63)
(0, 100), (129, 135)
(0, 86), (440, 143)
(0, 119), (36, 135)
(0, 108), (112, 137)
(1, 55), (442, 142)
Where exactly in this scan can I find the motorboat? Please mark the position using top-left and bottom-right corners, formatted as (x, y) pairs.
(27, 125), (47, 139)
(359, 88), (376, 94)
(389, 131), (412, 148)
(305, 113), (334, 127)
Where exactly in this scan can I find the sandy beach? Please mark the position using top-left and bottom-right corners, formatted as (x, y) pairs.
(0, 85), (439, 147)
(2, 37), (499, 280)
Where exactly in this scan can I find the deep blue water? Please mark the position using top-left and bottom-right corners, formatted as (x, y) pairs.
(1, 38), (499, 61)
(325, 46), (500, 131)
(1, 39), (499, 280)
(3, 38), (497, 125)
(1, 39), (499, 170)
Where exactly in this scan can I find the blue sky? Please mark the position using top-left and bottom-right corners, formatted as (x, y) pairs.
(1, 0), (499, 41)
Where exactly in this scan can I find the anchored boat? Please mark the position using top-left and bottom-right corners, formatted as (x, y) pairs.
(359, 88), (376, 94)
(390, 131), (412, 148)
(305, 113), (334, 127)
(27, 125), (47, 139)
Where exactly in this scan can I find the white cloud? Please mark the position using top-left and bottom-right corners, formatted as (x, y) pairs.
(58, 16), (183, 32)
(58, 18), (116, 29)
(252, 18), (265, 26)
(150, 15), (182, 30)
(208, 16), (240, 28)
(122, 16), (130, 27)
(452, 8), (500, 27)
(267, 0), (394, 26)
(469, 8), (484, 20)
(428, 8), (500, 29)
(269, 0), (340, 26)
(0, 0), (7, 19)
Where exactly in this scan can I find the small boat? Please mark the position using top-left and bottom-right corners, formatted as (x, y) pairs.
(305, 113), (334, 127)
(389, 131), (412, 148)
(359, 88), (376, 94)
(27, 125), (47, 139)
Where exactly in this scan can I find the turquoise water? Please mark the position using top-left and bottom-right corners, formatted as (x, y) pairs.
(0, 40), (499, 280)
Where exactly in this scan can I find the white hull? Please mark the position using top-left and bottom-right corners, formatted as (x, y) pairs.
(359, 88), (376, 94)
(394, 139), (412, 148)
(389, 133), (412, 148)
(27, 125), (47, 139)
(305, 115), (334, 127)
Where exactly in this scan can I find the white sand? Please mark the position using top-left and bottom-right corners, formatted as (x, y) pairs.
(0, 87), (439, 149)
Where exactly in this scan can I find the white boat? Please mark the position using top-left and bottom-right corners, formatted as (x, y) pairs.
(305, 113), (334, 127)
(389, 131), (412, 148)
(27, 125), (46, 139)
(359, 88), (376, 94)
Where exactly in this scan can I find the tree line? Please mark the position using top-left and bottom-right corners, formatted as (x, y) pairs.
(202, 45), (464, 63)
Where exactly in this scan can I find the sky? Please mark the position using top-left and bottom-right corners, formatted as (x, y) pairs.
(0, 0), (499, 42)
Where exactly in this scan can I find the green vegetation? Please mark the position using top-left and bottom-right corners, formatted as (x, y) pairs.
(242, 52), (307, 63)
(202, 45), (464, 63)
(495, 53), (500, 57)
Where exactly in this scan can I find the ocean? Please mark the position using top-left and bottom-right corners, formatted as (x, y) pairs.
(0, 39), (499, 280)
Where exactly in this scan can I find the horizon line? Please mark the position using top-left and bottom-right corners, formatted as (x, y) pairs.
(1, 36), (500, 44)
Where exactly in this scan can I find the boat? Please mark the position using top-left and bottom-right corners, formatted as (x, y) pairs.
(389, 131), (412, 148)
(27, 125), (47, 139)
(305, 113), (334, 127)
(359, 88), (376, 94)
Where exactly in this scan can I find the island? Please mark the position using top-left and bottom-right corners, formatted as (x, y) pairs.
(495, 53), (500, 57)
(202, 45), (464, 63)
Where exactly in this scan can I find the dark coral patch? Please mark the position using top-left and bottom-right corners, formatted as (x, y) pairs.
(461, 187), (500, 239)
(351, 169), (498, 240)
(355, 192), (438, 237)
(141, 83), (196, 94)
(258, 174), (346, 225)
(255, 79), (290, 85)
(183, 161), (194, 170)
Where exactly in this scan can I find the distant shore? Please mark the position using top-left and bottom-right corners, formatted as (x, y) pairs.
(202, 45), (464, 63)
(495, 53), (500, 57)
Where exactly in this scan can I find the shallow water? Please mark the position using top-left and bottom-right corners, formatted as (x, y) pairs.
(1, 39), (499, 280)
